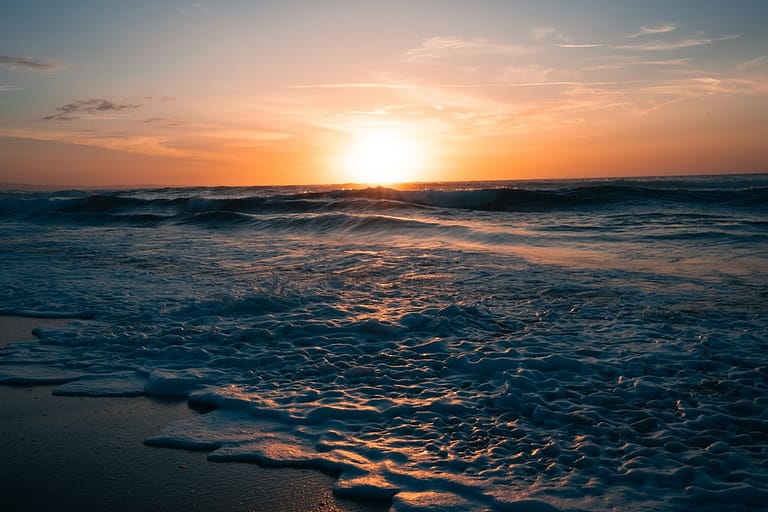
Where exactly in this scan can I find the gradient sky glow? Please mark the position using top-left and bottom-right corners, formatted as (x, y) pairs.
(2, 0), (767, 186)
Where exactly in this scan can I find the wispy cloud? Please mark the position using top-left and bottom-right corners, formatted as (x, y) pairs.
(143, 117), (183, 128)
(616, 34), (739, 51)
(642, 58), (691, 66)
(532, 26), (556, 41)
(202, 129), (293, 142)
(641, 77), (765, 98)
(539, 28), (602, 49)
(0, 54), (67, 73)
(295, 80), (580, 91)
(558, 43), (602, 49)
(737, 54), (768, 71)
(404, 36), (540, 63)
(498, 64), (557, 84)
(583, 56), (692, 72)
(627, 24), (679, 38)
(0, 127), (187, 158)
(43, 98), (141, 121)
(293, 82), (415, 90)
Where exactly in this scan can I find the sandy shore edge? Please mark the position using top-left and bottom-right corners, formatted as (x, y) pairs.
(0, 316), (389, 512)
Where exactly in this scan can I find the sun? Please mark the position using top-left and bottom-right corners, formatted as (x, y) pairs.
(338, 126), (428, 185)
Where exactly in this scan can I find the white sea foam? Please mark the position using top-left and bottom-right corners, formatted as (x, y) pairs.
(1, 177), (767, 511)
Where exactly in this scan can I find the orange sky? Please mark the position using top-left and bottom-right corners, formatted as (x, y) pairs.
(2, 1), (767, 187)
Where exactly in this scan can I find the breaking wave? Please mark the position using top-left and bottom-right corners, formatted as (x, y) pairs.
(2, 175), (765, 230)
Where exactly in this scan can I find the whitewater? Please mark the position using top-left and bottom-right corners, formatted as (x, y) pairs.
(1, 174), (766, 511)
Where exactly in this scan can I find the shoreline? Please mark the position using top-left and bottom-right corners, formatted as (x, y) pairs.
(0, 316), (389, 512)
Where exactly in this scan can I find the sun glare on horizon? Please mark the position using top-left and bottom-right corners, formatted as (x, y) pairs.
(338, 126), (430, 185)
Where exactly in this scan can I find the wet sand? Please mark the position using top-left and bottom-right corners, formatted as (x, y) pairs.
(0, 316), (389, 512)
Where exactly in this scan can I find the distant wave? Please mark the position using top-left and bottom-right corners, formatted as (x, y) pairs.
(1, 175), (765, 229)
(335, 183), (768, 211)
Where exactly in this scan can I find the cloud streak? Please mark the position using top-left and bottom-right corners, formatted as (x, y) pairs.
(0, 126), (187, 158)
(628, 24), (679, 38)
(404, 36), (540, 63)
(44, 99), (141, 121)
(558, 43), (602, 48)
(293, 82), (415, 90)
(616, 34), (739, 51)
(532, 26), (556, 41)
(0, 54), (67, 73)
(737, 54), (768, 71)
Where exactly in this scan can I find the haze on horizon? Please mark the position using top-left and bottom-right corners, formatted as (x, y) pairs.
(1, 0), (767, 187)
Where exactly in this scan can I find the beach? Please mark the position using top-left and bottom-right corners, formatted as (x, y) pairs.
(0, 316), (389, 512)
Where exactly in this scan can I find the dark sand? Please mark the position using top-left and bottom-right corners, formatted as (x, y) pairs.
(0, 316), (390, 512)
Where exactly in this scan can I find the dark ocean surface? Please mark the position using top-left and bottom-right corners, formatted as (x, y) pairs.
(1, 174), (767, 511)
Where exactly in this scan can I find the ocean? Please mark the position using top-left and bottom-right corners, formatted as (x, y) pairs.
(1, 174), (766, 511)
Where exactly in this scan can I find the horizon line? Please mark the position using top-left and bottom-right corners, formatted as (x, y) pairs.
(2, 170), (766, 192)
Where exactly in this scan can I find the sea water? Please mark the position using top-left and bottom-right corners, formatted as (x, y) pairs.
(1, 175), (766, 511)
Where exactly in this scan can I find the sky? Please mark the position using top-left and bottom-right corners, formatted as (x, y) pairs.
(1, 0), (767, 187)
